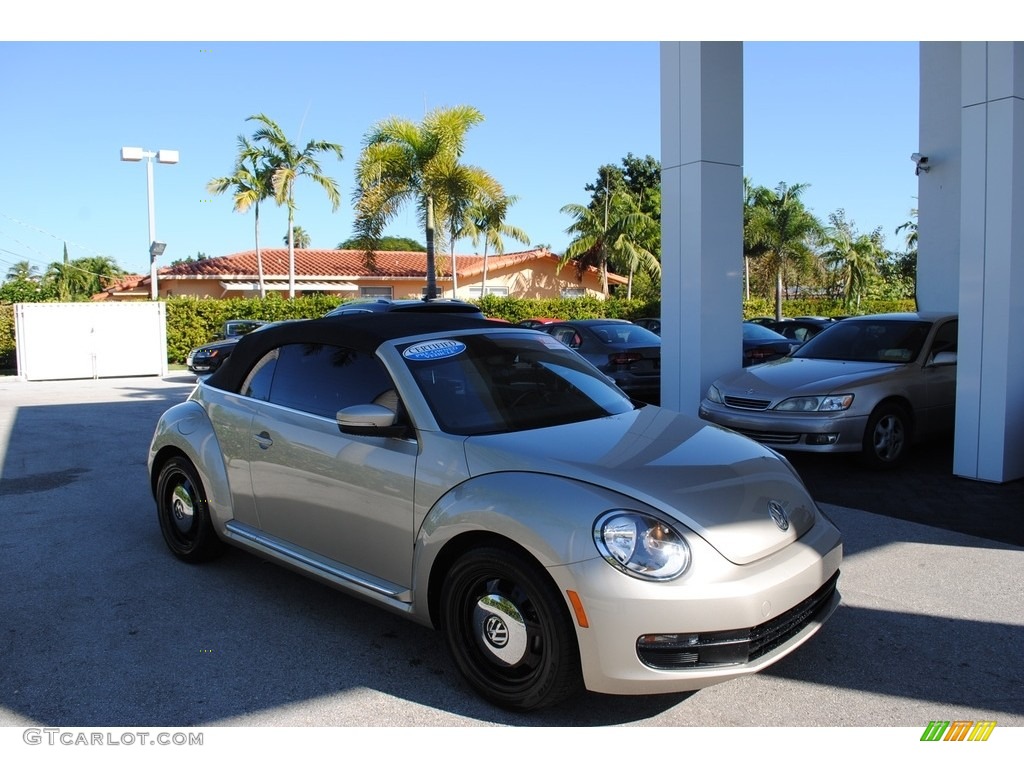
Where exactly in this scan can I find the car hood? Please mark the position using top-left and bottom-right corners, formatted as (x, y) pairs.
(193, 339), (238, 354)
(716, 356), (902, 397)
(462, 407), (818, 565)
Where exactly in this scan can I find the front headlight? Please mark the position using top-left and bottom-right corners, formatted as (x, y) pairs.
(705, 384), (723, 403)
(774, 394), (853, 412)
(594, 511), (691, 581)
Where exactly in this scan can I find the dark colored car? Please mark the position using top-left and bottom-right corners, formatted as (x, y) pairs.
(632, 317), (662, 335)
(516, 317), (561, 329)
(761, 317), (835, 344)
(325, 298), (485, 318)
(186, 319), (267, 374)
(541, 319), (661, 404)
(742, 322), (800, 367)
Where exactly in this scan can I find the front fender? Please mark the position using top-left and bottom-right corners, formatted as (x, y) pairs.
(148, 400), (234, 531)
(411, 471), (653, 622)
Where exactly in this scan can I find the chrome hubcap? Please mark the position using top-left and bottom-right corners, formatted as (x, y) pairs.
(473, 593), (528, 666)
(170, 482), (195, 534)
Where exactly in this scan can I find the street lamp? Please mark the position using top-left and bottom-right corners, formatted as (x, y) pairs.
(120, 146), (179, 300)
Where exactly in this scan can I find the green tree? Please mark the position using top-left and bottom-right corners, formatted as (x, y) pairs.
(745, 182), (823, 320)
(45, 252), (126, 300)
(353, 105), (501, 298)
(337, 235), (425, 251)
(820, 210), (884, 309)
(5, 260), (40, 282)
(460, 193), (530, 296)
(169, 251), (210, 268)
(208, 135), (274, 297)
(286, 226), (311, 249)
(249, 113), (343, 298)
(560, 187), (659, 299)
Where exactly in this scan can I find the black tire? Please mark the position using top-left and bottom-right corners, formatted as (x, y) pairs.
(862, 403), (911, 468)
(441, 546), (583, 711)
(155, 457), (225, 562)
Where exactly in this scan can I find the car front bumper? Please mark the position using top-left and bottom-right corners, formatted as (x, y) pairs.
(551, 515), (842, 696)
(698, 399), (869, 454)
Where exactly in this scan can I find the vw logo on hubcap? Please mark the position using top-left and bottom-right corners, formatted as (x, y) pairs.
(173, 498), (185, 520)
(484, 615), (509, 648)
(767, 500), (790, 531)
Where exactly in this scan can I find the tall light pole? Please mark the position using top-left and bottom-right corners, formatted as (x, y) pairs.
(120, 146), (179, 300)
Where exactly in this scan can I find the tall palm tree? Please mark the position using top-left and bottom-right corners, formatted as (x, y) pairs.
(207, 135), (272, 298)
(353, 105), (500, 299)
(560, 189), (659, 298)
(286, 226), (311, 249)
(460, 193), (530, 297)
(746, 182), (823, 320)
(821, 210), (883, 309)
(248, 113), (343, 298)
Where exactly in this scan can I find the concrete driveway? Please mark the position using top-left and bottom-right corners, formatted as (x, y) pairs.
(1, 376), (1020, 739)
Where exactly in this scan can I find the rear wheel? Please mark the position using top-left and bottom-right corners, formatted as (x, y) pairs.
(155, 457), (225, 562)
(441, 546), (582, 711)
(862, 403), (911, 468)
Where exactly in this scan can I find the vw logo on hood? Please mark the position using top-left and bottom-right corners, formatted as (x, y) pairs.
(767, 500), (790, 531)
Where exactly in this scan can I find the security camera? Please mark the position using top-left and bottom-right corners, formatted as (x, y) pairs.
(911, 153), (930, 175)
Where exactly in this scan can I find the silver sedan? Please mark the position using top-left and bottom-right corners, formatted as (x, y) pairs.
(700, 312), (958, 467)
(149, 313), (842, 711)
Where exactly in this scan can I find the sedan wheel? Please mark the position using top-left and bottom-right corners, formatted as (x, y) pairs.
(862, 404), (910, 468)
(155, 457), (225, 562)
(441, 546), (582, 711)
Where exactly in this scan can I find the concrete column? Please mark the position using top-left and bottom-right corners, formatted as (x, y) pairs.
(659, 42), (743, 414)
(953, 42), (1024, 482)
(917, 43), (961, 313)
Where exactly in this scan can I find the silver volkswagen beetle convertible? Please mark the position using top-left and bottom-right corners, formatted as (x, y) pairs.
(149, 313), (842, 711)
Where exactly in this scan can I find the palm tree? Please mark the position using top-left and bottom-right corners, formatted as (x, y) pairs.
(821, 210), (883, 309)
(353, 105), (500, 299)
(45, 253), (125, 300)
(5, 260), (39, 282)
(460, 193), (530, 297)
(248, 113), (343, 298)
(746, 182), (823, 320)
(208, 135), (273, 298)
(560, 188), (659, 298)
(286, 226), (311, 249)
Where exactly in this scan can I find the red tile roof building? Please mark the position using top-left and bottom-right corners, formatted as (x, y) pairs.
(93, 248), (624, 301)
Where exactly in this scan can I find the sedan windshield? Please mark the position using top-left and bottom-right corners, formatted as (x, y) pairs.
(792, 319), (932, 363)
(399, 331), (636, 435)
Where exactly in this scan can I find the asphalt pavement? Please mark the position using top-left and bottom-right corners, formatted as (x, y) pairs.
(0, 375), (1020, 735)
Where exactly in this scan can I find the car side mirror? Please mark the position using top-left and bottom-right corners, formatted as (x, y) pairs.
(336, 404), (410, 438)
(930, 350), (957, 366)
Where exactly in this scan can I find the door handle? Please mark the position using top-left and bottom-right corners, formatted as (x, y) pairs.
(254, 431), (273, 449)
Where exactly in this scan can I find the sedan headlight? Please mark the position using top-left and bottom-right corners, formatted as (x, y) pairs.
(705, 384), (723, 403)
(593, 511), (691, 581)
(774, 394), (853, 412)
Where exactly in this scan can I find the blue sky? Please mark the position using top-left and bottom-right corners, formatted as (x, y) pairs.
(0, 39), (922, 279)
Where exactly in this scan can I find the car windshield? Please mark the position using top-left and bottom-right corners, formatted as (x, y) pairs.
(792, 319), (932, 363)
(586, 323), (661, 345)
(742, 323), (789, 341)
(398, 331), (635, 435)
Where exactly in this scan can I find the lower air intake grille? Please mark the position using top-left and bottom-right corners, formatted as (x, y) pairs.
(636, 571), (840, 670)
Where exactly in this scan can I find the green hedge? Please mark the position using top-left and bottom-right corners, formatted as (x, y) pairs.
(0, 295), (921, 371)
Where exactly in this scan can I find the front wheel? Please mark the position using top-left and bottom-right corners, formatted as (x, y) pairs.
(155, 457), (225, 562)
(441, 546), (582, 711)
(862, 403), (911, 468)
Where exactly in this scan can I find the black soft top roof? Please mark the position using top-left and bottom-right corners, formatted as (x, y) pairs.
(205, 313), (507, 393)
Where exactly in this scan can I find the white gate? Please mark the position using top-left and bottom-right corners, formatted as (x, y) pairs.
(14, 302), (168, 381)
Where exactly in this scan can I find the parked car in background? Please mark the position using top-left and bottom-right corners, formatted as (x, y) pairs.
(632, 317), (662, 335)
(742, 322), (800, 366)
(325, 298), (485, 318)
(516, 317), (561, 329)
(186, 319), (267, 374)
(701, 312), (958, 467)
(541, 319), (662, 404)
(761, 317), (835, 344)
(149, 312), (842, 711)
